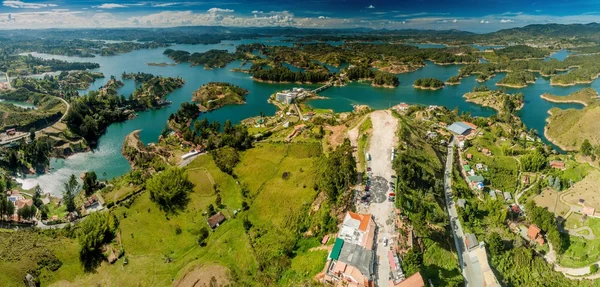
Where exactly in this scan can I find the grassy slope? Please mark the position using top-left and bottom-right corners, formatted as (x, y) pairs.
(541, 87), (599, 106)
(546, 104), (600, 150)
(0, 143), (325, 287)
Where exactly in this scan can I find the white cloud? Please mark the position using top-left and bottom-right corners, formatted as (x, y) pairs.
(3, 1), (57, 9)
(452, 19), (457, 23)
(252, 10), (262, 14)
(207, 8), (234, 14)
(367, 5), (375, 9)
(500, 19), (514, 23)
(318, 15), (328, 19)
(480, 20), (490, 24)
(152, 3), (178, 7)
(93, 3), (128, 9)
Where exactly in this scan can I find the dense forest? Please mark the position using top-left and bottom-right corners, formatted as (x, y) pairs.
(163, 49), (241, 68)
(344, 66), (400, 87)
(497, 71), (536, 87)
(413, 78), (445, 89)
(252, 66), (331, 83)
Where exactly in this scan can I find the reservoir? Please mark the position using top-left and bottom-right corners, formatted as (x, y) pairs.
(17, 40), (596, 195)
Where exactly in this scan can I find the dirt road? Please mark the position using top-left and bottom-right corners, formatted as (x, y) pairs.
(366, 110), (398, 286)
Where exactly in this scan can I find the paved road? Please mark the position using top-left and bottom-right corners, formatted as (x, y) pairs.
(365, 110), (398, 287)
(443, 141), (470, 286)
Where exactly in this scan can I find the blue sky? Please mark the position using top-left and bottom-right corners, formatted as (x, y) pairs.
(1, 0), (600, 32)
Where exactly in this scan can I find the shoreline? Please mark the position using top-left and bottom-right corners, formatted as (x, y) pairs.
(413, 85), (444, 91)
(540, 94), (590, 106)
(495, 82), (534, 88)
(445, 81), (460, 86)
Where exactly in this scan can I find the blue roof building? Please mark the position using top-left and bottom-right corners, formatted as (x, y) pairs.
(447, 122), (474, 135)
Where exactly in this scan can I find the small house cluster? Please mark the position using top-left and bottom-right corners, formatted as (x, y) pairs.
(324, 212), (376, 287)
(275, 87), (308, 104)
(5, 190), (33, 222)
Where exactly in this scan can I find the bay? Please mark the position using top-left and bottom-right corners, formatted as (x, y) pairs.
(16, 39), (596, 196)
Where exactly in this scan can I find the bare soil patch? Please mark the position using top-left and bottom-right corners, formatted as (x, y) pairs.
(173, 264), (230, 287)
(533, 188), (570, 217)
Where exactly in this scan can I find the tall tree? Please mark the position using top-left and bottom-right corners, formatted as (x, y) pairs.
(146, 167), (195, 213)
(82, 171), (98, 196)
(63, 174), (79, 212)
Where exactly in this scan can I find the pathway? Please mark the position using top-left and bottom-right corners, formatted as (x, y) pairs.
(443, 139), (471, 286)
(365, 110), (397, 287)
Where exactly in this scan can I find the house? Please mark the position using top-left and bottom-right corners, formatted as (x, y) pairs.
(511, 204), (521, 214)
(324, 212), (376, 287)
(550, 160), (566, 170)
(389, 272), (425, 287)
(503, 192), (512, 202)
(207, 212), (226, 229)
(464, 165), (471, 172)
(393, 103), (410, 112)
(457, 198), (466, 209)
(482, 148), (492, 156)
(522, 175), (530, 185)
(475, 163), (484, 170)
(466, 153), (473, 160)
(16, 198), (33, 210)
(6, 128), (16, 136)
(338, 212), (376, 250)
(527, 225), (544, 245)
(448, 122), (476, 136)
(467, 175), (485, 190)
(322, 235), (330, 245)
(489, 190), (497, 200)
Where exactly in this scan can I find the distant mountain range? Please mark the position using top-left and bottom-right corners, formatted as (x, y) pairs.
(2, 23), (600, 44)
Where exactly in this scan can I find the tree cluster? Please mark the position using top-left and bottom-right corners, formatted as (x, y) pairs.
(146, 167), (195, 213)
(413, 78), (444, 89)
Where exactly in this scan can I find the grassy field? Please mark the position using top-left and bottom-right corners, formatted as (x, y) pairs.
(559, 235), (600, 268)
(546, 104), (600, 150)
(0, 142), (326, 287)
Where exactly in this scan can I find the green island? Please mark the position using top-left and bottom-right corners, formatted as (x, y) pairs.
(163, 49), (241, 69)
(446, 75), (461, 85)
(541, 87), (599, 106)
(192, 82), (249, 111)
(463, 86), (525, 115)
(413, 77), (445, 90)
(496, 71), (537, 88)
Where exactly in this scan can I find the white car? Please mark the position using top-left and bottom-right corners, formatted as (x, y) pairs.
(383, 237), (388, 247)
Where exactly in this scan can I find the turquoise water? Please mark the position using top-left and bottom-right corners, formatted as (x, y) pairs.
(0, 99), (36, 109)
(545, 49), (573, 61)
(17, 40), (596, 195)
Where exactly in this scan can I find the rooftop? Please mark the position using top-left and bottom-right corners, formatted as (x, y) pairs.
(448, 122), (475, 135)
(337, 241), (375, 280)
(207, 212), (226, 229)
